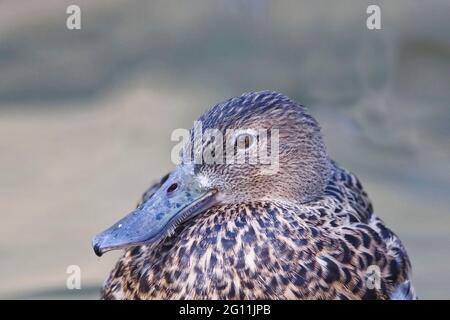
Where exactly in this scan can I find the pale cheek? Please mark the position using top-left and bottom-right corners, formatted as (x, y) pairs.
(196, 174), (211, 189)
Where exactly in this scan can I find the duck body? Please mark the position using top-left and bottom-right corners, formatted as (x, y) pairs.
(101, 162), (413, 300)
(94, 91), (415, 300)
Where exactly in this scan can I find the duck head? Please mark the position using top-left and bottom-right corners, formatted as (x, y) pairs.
(92, 91), (331, 256)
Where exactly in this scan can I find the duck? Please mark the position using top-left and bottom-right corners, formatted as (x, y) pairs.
(92, 90), (416, 300)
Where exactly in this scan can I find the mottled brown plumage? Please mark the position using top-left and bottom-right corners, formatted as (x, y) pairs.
(97, 91), (416, 300)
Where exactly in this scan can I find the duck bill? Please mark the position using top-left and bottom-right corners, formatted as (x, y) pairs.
(92, 165), (217, 257)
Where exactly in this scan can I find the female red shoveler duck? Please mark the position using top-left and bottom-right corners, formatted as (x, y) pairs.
(93, 91), (416, 299)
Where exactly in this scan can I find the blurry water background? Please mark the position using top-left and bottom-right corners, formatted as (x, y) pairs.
(0, 0), (449, 299)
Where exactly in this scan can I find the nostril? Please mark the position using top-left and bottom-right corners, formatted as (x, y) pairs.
(167, 183), (178, 193)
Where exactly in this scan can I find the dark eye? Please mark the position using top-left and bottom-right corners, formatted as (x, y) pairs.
(236, 133), (256, 150)
(167, 183), (178, 193)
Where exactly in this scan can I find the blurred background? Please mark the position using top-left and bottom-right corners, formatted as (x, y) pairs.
(0, 0), (449, 299)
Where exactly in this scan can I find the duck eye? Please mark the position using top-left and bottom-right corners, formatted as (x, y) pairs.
(167, 183), (178, 193)
(236, 133), (256, 150)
